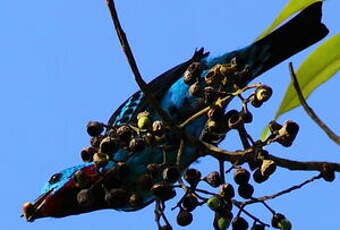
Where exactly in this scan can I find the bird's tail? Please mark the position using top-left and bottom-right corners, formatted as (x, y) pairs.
(208, 2), (329, 83)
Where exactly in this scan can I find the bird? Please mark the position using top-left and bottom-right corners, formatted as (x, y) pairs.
(23, 2), (328, 222)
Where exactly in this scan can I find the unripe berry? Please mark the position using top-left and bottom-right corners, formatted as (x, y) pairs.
(137, 111), (151, 129)
(217, 216), (231, 230)
(207, 196), (223, 211)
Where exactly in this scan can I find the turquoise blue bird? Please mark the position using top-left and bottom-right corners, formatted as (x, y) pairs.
(23, 2), (328, 222)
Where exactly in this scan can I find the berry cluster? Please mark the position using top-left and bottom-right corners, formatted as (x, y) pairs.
(59, 57), (335, 230)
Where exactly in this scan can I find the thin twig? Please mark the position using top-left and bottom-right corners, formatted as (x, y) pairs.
(106, 0), (177, 129)
(242, 174), (322, 205)
(219, 160), (225, 184)
(179, 83), (263, 128)
(289, 62), (340, 145)
(176, 139), (185, 168)
(233, 202), (270, 227)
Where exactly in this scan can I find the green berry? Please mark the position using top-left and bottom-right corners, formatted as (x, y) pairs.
(217, 216), (231, 230)
(278, 218), (292, 230)
(207, 196), (222, 211)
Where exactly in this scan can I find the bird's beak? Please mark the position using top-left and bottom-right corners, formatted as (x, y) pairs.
(22, 189), (53, 222)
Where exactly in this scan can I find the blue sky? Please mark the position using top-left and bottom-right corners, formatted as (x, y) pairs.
(1, 0), (339, 229)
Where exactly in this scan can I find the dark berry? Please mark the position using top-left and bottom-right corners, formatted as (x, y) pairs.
(104, 188), (129, 208)
(184, 168), (201, 186)
(204, 171), (222, 188)
(238, 183), (254, 199)
(100, 137), (118, 155)
(151, 183), (176, 201)
(233, 168), (250, 185)
(129, 193), (143, 207)
(162, 167), (180, 183)
(208, 106), (225, 121)
(255, 85), (272, 102)
(271, 213), (285, 229)
(129, 137), (146, 152)
(321, 163), (335, 182)
(77, 189), (95, 207)
(219, 183), (235, 199)
(260, 160), (276, 178)
(80, 147), (95, 162)
(232, 216), (249, 230)
(253, 169), (268, 184)
(182, 194), (199, 212)
(116, 125), (132, 142)
(152, 120), (166, 137)
(176, 210), (193, 226)
(251, 224), (265, 230)
(86, 121), (104, 137)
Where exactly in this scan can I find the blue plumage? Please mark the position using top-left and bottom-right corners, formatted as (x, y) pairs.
(24, 2), (328, 221)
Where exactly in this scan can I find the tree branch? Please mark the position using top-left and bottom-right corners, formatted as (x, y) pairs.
(106, 0), (177, 130)
(268, 154), (340, 172)
(289, 62), (340, 145)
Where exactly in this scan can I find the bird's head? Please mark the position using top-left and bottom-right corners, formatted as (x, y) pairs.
(22, 162), (109, 222)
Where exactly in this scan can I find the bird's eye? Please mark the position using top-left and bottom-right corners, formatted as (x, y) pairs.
(49, 173), (62, 184)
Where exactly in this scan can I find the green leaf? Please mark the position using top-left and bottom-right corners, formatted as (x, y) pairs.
(260, 126), (270, 141)
(275, 34), (340, 119)
(256, 0), (323, 41)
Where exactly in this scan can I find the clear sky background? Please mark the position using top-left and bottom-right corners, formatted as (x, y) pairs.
(1, 0), (339, 229)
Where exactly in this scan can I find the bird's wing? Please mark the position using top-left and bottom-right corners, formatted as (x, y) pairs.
(108, 48), (209, 126)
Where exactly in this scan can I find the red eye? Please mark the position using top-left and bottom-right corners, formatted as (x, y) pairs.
(49, 173), (62, 184)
